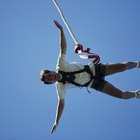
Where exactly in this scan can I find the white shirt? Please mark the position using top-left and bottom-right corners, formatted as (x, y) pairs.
(55, 54), (95, 99)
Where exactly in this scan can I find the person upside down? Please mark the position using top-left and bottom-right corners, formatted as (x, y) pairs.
(40, 20), (140, 134)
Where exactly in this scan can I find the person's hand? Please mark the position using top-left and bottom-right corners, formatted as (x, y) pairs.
(54, 20), (63, 30)
(51, 122), (58, 134)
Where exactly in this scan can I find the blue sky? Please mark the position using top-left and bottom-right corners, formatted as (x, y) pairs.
(0, 0), (140, 140)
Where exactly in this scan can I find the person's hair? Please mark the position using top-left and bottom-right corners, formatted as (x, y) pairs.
(40, 70), (52, 84)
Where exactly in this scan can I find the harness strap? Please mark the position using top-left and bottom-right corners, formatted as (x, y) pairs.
(58, 65), (94, 87)
(75, 44), (100, 64)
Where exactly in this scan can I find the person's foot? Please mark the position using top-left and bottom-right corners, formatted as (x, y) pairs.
(136, 62), (140, 68)
(135, 90), (140, 98)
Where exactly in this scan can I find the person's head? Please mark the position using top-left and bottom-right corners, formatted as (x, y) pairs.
(40, 70), (57, 84)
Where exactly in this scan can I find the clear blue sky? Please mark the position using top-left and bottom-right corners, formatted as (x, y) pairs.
(0, 0), (140, 140)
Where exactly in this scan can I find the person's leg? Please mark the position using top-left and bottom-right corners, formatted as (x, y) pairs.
(105, 62), (139, 76)
(91, 62), (140, 99)
(101, 81), (136, 99)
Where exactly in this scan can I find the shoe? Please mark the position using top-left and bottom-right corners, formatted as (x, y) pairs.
(136, 62), (140, 68)
(135, 90), (140, 98)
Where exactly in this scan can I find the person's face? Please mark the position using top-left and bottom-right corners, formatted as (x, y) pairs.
(43, 71), (57, 84)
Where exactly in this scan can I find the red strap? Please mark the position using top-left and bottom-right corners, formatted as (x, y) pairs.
(74, 44), (100, 64)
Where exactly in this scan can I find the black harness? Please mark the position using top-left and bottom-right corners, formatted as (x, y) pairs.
(58, 65), (94, 88)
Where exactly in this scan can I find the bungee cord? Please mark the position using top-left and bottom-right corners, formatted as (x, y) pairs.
(53, 0), (100, 64)
(53, 0), (78, 45)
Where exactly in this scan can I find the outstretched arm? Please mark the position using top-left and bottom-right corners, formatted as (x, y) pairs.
(54, 20), (67, 54)
(51, 99), (65, 134)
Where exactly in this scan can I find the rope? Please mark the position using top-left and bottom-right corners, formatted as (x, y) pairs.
(53, 0), (78, 45)
(53, 0), (100, 64)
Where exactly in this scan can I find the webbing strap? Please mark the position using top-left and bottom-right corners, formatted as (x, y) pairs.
(75, 44), (100, 64)
(58, 65), (94, 87)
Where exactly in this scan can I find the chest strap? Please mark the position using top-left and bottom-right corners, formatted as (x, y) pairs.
(58, 65), (94, 87)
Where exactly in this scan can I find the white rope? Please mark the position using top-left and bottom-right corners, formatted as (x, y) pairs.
(53, 0), (78, 45)
(53, 0), (100, 64)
